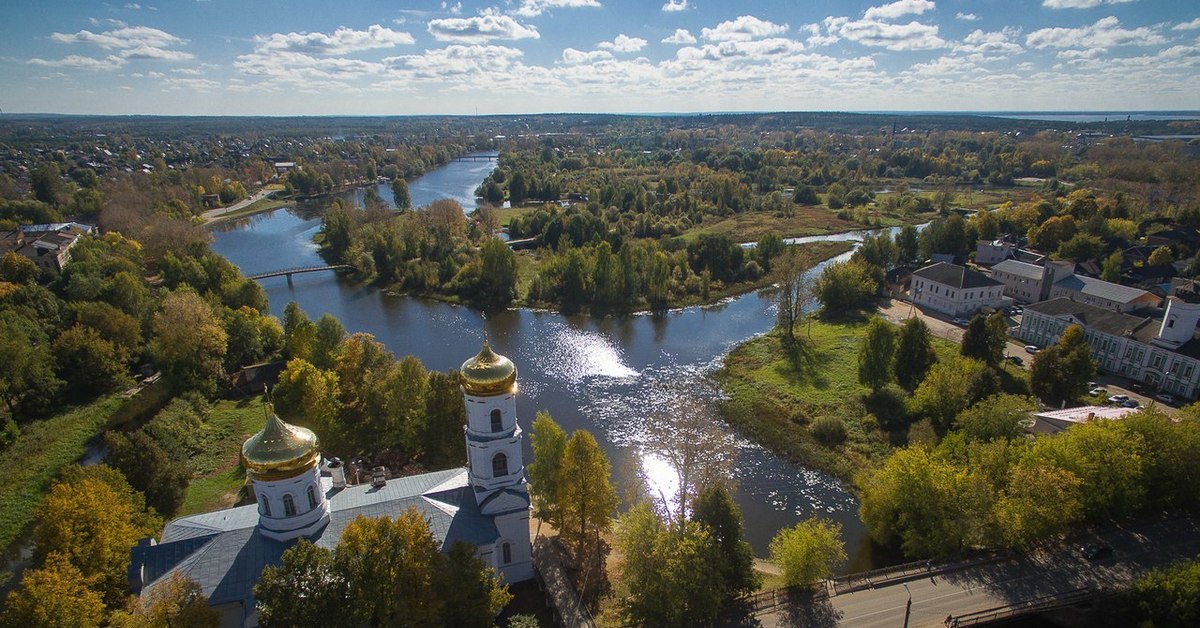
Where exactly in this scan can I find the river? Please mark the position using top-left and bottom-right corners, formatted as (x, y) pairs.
(211, 156), (906, 571)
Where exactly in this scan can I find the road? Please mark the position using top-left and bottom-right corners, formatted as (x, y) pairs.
(755, 515), (1200, 627)
(200, 188), (273, 223)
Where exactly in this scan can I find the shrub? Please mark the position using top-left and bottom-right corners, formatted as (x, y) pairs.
(812, 415), (847, 446)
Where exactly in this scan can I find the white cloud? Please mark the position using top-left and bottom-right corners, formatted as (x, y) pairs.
(662, 28), (696, 44)
(121, 45), (194, 61)
(1174, 18), (1200, 31)
(442, 2), (463, 15)
(702, 16), (789, 42)
(598, 34), (647, 53)
(824, 17), (947, 50)
(50, 25), (185, 51)
(661, 0), (688, 12)
(124, 3), (142, 9)
(388, 45), (525, 79)
(561, 48), (614, 64)
(514, 0), (602, 18)
(863, 0), (936, 21)
(164, 77), (220, 91)
(956, 13), (979, 21)
(1042, 0), (1136, 9)
(1026, 16), (1166, 50)
(428, 10), (539, 42)
(676, 38), (806, 61)
(956, 28), (1024, 55)
(29, 54), (126, 71)
(255, 25), (414, 55)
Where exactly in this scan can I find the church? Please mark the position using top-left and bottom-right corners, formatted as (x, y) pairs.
(129, 342), (534, 627)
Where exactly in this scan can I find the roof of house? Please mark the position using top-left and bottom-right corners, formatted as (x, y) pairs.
(992, 259), (1045, 281)
(1052, 274), (1157, 305)
(1024, 297), (1154, 338)
(1034, 405), (1139, 423)
(912, 262), (1003, 289)
(134, 467), (506, 621)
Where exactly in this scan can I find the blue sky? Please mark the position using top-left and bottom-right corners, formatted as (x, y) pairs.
(1, 0), (1197, 115)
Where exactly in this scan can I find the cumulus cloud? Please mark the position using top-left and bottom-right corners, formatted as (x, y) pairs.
(863, 0), (936, 21)
(1042, 0), (1136, 9)
(662, 0), (688, 11)
(561, 48), (614, 64)
(164, 77), (221, 91)
(388, 45), (524, 79)
(29, 54), (126, 71)
(50, 25), (185, 51)
(956, 13), (980, 21)
(676, 38), (806, 62)
(1174, 18), (1200, 31)
(514, 0), (602, 18)
(702, 16), (789, 42)
(428, 9), (539, 42)
(956, 28), (1024, 55)
(824, 16), (947, 50)
(1026, 16), (1166, 50)
(255, 25), (414, 54)
(598, 34), (647, 52)
(662, 28), (697, 44)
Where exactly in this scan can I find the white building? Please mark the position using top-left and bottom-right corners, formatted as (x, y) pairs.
(1019, 296), (1200, 400)
(1048, 273), (1160, 313)
(130, 342), (533, 627)
(910, 262), (1008, 317)
(990, 259), (1074, 304)
(1030, 405), (1140, 434)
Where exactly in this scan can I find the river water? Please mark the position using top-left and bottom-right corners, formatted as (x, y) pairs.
(211, 156), (905, 570)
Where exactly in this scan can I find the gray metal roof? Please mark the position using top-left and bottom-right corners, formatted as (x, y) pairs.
(912, 262), (1003, 289)
(1024, 297), (1153, 338)
(135, 467), (505, 622)
(1053, 274), (1156, 305)
(992, 259), (1045, 281)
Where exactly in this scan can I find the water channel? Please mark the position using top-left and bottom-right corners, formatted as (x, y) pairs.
(211, 155), (909, 571)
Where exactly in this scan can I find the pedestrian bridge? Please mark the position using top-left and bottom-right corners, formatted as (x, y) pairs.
(246, 264), (352, 282)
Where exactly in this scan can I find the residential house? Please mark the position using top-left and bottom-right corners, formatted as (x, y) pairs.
(910, 262), (1008, 317)
(1018, 295), (1200, 400)
(1030, 406), (1140, 434)
(2, 222), (93, 273)
(990, 259), (1075, 304)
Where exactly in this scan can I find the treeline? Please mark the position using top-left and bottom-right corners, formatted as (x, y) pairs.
(270, 302), (467, 469)
(321, 199), (518, 308)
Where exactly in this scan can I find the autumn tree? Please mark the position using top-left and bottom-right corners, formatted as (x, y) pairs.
(691, 484), (759, 601)
(954, 394), (1034, 442)
(993, 460), (1083, 548)
(52, 324), (129, 399)
(769, 518), (847, 587)
(858, 316), (896, 392)
(152, 290), (228, 396)
(1030, 324), (1095, 406)
(1101, 250), (1124, 282)
(1148, 245), (1175, 267)
(558, 430), (619, 590)
(109, 572), (220, 628)
(422, 369), (466, 467)
(0, 251), (39, 284)
(312, 314), (347, 370)
(391, 177), (411, 210)
(910, 355), (998, 431)
(0, 552), (106, 628)
(254, 540), (344, 627)
(815, 258), (879, 315)
(335, 512), (444, 627)
(894, 317), (936, 391)
(527, 411), (568, 529)
(775, 250), (814, 345)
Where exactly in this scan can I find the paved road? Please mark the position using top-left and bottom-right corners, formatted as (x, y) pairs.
(200, 189), (273, 223)
(755, 515), (1200, 627)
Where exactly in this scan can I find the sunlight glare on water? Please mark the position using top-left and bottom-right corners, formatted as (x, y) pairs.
(537, 323), (640, 385)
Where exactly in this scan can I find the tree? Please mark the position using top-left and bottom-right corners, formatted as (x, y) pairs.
(775, 250), (814, 345)
(960, 313), (1007, 367)
(109, 572), (220, 628)
(0, 318), (63, 418)
(858, 316), (896, 392)
(792, 184), (819, 205)
(1124, 559), (1200, 628)
(1027, 215), (1076, 252)
(0, 252), (39, 284)
(894, 224), (920, 264)
(558, 430), (618, 579)
(476, 236), (517, 307)
(1026, 420), (1146, 519)
(30, 163), (62, 206)
(422, 370), (466, 467)
(993, 460), (1083, 548)
(954, 394), (1034, 442)
(0, 552), (106, 628)
(1101, 250), (1124, 282)
(336, 511), (444, 627)
(756, 232), (784, 270)
(312, 314), (347, 370)
(508, 172), (528, 205)
(434, 542), (513, 628)
(894, 317), (936, 391)
(815, 258), (878, 314)
(1055, 233), (1104, 262)
(272, 358), (341, 444)
(152, 291), (228, 396)
(391, 177), (411, 210)
(72, 301), (143, 361)
(1148, 245), (1175, 267)
(52, 324), (128, 400)
(910, 355), (997, 431)
(527, 411), (568, 528)
(853, 233), (899, 270)
(1029, 324), (1095, 406)
(691, 484), (759, 600)
(768, 518), (847, 588)
(105, 430), (190, 518)
(254, 540), (344, 628)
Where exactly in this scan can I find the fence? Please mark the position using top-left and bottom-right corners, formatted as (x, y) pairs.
(948, 586), (1107, 627)
(531, 536), (596, 628)
(829, 550), (1011, 596)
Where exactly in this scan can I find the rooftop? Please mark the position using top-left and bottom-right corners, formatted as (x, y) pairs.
(992, 259), (1045, 281)
(1034, 405), (1139, 424)
(1053, 274), (1157, 305)
(1024, 297), (1154, 338)
(912, 262), (1003, 290)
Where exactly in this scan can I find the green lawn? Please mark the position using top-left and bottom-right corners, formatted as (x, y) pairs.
(0, 396), (125, 558)
(715, 315), (960, 480)
(176, 395), (268, 518)
(206, 197), (292, 224)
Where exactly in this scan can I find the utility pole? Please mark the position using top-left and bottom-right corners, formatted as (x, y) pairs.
(903, 582), (912, 628)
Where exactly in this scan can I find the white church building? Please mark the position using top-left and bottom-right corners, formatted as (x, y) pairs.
(129, 342), (533, 627)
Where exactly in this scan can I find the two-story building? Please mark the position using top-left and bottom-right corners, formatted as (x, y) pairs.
(1018, 295), (1200, 400)
(990, 259), (1074, 304)
(910, 262), (1008, 317)
(1048, 272), (1160, 312)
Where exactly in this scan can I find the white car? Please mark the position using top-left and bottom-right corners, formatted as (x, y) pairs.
(1089, 387), (1108, 396)
(1024, 345), (1039, 354)
(1156, 392), (1177, 405)
(1107, 394), (1129, 404)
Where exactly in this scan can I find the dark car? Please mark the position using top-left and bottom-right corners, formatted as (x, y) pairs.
(1005, 355), (1024, 366)
(1080, 544), (1113, 561)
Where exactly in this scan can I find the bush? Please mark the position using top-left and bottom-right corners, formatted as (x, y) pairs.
(865, 384), (909, 429)
(812, 415), (847, 446)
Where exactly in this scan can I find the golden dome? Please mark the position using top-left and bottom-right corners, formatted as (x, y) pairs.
(241, 412), (321, 481)
(460, 340), (517, 396)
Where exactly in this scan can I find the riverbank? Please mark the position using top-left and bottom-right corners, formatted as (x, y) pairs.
(177, 395), (268, 517)
(714, 313), (960, 481)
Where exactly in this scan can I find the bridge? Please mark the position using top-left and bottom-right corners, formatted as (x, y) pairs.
(452, 154), (499, 162)
(752, 514), (1200, 627)
(246, 264), (352, 285)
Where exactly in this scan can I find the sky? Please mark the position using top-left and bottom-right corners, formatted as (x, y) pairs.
(1, 0), (1197, 115)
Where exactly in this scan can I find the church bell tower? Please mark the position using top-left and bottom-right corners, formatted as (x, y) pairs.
(460, 340), (533, 582)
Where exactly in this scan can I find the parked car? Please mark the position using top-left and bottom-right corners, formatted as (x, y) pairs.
(1024, 345), (1039, 354)
(1089, 387), (1108, 396)
(1005, 355), (1024, 366)
(1156, 392), (1177, 405)
(1129, 382), (1147, 394)
(1080, 543), (1113, 561)
(1107, 394), (1129, 404)
(952, 317), (968, 325)
(1121, 399), (1140, 409)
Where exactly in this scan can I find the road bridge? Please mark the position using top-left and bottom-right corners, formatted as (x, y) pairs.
(246, 264), (352, 286)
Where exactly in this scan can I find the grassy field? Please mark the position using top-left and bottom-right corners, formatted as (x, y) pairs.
(205, 196), (293, 225)
(714, 315), (960, 480)
(176, 395), (269, 518)
(0, 395), (125, 558)
(685, 205), (938, 243)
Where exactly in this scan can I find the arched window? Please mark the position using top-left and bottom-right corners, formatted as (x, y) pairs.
(283, 494), (296, 517)
(502, 542), (512, 564)
(307, 485), (318, 511)
(260, 496), (271, 517)
(490, 409), (503, 432)
(492, 452), (508, 478)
